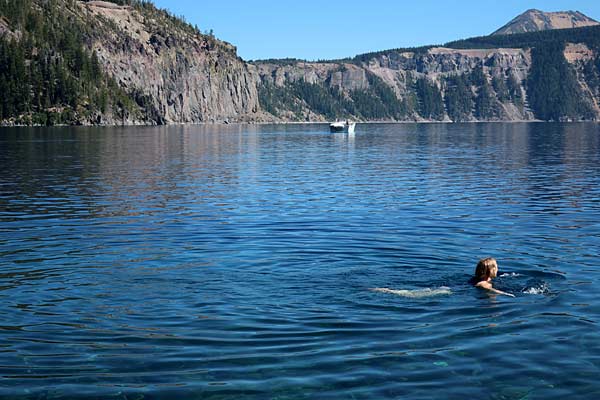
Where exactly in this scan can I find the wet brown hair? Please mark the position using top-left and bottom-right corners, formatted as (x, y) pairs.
(474, 257), (498, 282)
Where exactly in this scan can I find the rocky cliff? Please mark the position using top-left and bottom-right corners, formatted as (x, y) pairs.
(253, 47), (535, 122)
(370, 47), (533, 121)
(1, 2), (599, 125)
(82, 1), (261, 124)
(253, 26), (600, 122)
(0, 0), (264, 125)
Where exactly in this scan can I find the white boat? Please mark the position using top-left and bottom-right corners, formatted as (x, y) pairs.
(330, 120), (356, 133)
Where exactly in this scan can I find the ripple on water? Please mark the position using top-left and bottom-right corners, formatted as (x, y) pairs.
(1, 123), (600, 398)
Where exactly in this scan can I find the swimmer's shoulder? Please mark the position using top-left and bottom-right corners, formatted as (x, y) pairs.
(469, 276), (491, 288)
(474, 280), (492, 289)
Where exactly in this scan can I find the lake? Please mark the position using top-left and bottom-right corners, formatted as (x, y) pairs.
(1, 123), (599, 399)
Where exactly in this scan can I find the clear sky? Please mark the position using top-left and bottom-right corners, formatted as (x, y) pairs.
(151, 0), (600, 61)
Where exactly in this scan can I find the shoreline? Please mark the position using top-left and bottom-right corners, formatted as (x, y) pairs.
(3, 119), (600, 129)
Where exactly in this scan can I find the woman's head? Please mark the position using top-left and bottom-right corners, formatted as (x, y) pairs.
(475, 257), (498, 282)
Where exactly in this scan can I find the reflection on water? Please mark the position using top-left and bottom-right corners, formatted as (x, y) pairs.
(1, 123), (600, 399)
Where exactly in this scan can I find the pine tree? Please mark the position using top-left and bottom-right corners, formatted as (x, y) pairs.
(445, 75), (473, 122)
(415, 78), (444, 120)
(475, 80), (496, 120)
(492, 76), (509, 102)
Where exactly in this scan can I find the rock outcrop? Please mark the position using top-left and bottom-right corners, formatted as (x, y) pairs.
(81, 1), (262, 124)
(564, 43), (600, 116)
(253, 46), (537, 122)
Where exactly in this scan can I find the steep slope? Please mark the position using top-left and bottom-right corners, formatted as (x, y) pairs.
(254, 48), (534, 122)
(0, 0), (144, 125)
(83, 1), (261, 123)
(0, 0), (262, 125)
(493, 9), (599, 36)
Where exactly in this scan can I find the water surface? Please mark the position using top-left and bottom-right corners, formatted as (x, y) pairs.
(1, 123), (599, 399)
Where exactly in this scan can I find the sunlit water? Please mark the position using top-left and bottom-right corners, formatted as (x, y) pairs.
(1, 123), (599, 399)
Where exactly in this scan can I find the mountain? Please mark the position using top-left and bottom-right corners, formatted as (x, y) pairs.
(493, 9), (599, 36)
(1, 3), (600, 125)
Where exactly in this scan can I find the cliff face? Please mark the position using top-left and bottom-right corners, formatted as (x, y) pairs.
(564, 43), (600, 116)
(82, 1), (261, 124)
(365, 47), (533, 121)
(254, 40), (600, 122)
(253, 47), (536, 122)
(255, 62), (369, 91)
(0, 0), (265, 126)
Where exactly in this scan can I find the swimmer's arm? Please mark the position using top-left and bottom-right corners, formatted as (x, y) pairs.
(371, 288), (398, 295)
(476, 281), (515, 298)
(489, 287), (515, 297)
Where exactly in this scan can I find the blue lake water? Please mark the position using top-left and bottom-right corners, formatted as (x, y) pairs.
(1, 123), (599, 399)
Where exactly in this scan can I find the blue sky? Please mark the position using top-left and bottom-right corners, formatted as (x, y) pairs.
(152, 0), (600, 61)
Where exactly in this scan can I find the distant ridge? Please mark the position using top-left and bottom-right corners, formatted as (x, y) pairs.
(493, 9), (599, 35)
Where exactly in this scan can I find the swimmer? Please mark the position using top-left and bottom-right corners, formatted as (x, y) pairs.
(471, 257), (515, 297)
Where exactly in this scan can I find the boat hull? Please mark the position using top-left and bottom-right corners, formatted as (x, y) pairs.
(329, 122), (356, 133)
